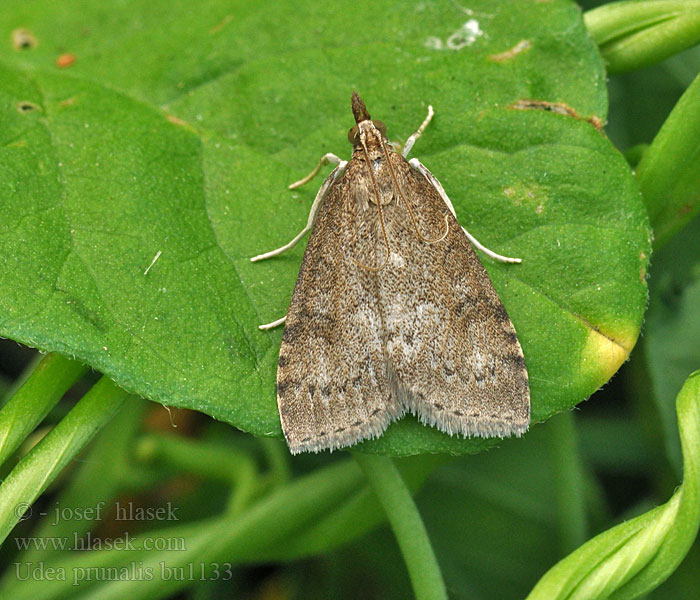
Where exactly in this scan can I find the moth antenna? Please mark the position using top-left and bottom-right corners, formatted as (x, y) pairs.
(347, 198), (390, 272)
(349, 135), (392, 272)
(379, 136), (449, 244)
(349, 247), (389, 272)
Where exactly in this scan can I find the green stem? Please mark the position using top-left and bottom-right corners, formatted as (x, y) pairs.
(254, 454), (446, 562)
(0, 352), (43, 408)
(16, 399), (145, 564)
(585, 1), (700, 73)
(136, 433), (256, 484)
(354, 453), (447, 600)
(0, 353), (88, 467)
(258, 437), (292, 488)
(547, 411), (588, 554)
(612, 370), (700, 598)
(635, 70), (700, 249)
(135, 433), (260, 514)
(527, 370), (700, 599)
(0, 376), (129, 545)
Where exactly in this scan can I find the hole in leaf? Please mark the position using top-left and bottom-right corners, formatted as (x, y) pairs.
(11, 28), (37, 50)
(17, 101), (41, 114)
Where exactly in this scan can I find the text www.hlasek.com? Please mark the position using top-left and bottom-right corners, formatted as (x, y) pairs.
(14, 532), (185, 552)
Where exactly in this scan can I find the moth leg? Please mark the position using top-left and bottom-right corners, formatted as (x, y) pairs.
(250, 162), (347, 262)
(409, 158), (522, 264)
(402, 105), (434, 158)
(259, 315), (287, 331)
(289, 153), (345, 189)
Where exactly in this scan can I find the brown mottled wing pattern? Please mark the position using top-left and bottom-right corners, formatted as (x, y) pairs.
(379, 153), (529, 437)
(277, 137), (528, 453)
(277, 161), (403, 454)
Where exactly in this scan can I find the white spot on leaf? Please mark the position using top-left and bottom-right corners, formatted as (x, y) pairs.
(426, 19), (483, 51)
(447, 20), (483, 49)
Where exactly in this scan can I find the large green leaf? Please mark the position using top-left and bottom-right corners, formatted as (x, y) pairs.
(0, 0), (650, 454)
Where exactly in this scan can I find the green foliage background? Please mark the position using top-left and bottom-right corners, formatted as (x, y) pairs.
(0, 0), (699, 598)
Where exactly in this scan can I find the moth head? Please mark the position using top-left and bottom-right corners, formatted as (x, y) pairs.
(347, 119), (387, 146)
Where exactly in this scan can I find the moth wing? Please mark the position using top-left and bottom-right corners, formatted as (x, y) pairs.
(379, 155), (530, 437)
(277, 161), (403, 454)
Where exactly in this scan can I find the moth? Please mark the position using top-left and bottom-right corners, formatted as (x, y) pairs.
(252, 92), (529, 454)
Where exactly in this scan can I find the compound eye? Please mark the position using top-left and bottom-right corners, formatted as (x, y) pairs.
(372, 120), (387, 137)
(347, 126), (360, 145)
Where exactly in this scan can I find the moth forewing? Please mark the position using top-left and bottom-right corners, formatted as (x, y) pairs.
(378, 151), (529, 438)
(255, 92), (529, 454)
